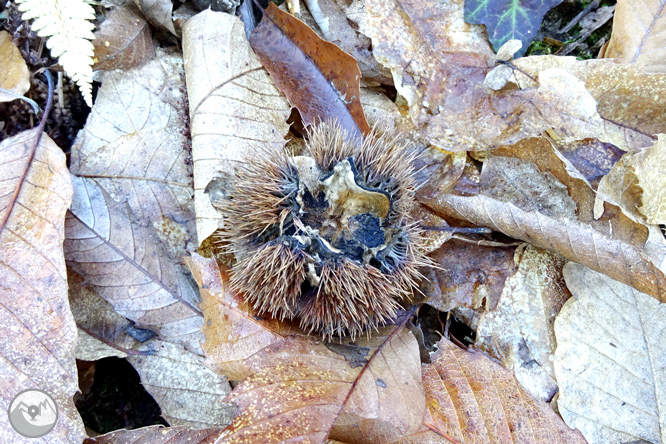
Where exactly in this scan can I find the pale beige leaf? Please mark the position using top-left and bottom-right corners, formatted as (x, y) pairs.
(476, 245), (571, 402)
(605, 0), (666, 73)
(64, 176), (204, 353)
(216, 328), (426, 443)
(71, 48), (195, 256)
(0, 129), (85, 443)
(0, 31), (30, 101)
(139, 0), (177, 35)
(423, 338), (586, 443)
(596, 134), (666, 224)
(555, 262), (666, 444)
(83, 425), (223, 443)
(92, 6), (155, 71)
(182, 11), (291, 244)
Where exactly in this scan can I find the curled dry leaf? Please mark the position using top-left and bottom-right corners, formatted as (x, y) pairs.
(604, 0), (666, 73)
(186, 253), (301, 380)
(216, 328), (425, 443)
(83, 425), (223, 443)
(64, 176), (204, 353)
(0, 129), (85, 443)
(0, 30), (30, 101)
(249, 3), (370, 138)
(555, 262), (666, 444)
(92, 6), (155, 71)
(139, 0), (177, 35)
(475, 245), (570, 402)
(182, 10), (291, 244)
(423, 338), (586, 443)
(71, 48), (195, 255)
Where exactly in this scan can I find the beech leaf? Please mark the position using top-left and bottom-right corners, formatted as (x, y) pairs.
(555, 262), (666, 444)
(182, 10), (291, 244)
(0, 129), (86, 443)
(249, 2), (371, 138)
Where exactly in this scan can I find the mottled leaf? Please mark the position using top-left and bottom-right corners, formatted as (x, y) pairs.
(555, 138), (625, 189)
(555, 262), (666, 444)
(605, 0), (666, 73)
(64, 176), (204, 353)
(249, 2), (370, 138)
(464, 0), (564, 57)
(93, 6), (155, 71)
(182, 10), (291, 244)
(83, 425), (223, 443)
(0, 30), (30, 101)
(423, 338), (586, 443)
(0, 129), (86, 443)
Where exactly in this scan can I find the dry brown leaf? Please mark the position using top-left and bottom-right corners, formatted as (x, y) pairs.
(596, 134), (666, 224)
(555, 138), (625, 189)
(187, 253), (300, 380)
(555, 262), (666, 444)
(93, 6), (156, 71)
(514, 56), (666, 140)
(139, 0), (177, 35)
(605, 0), (666, 73)
(216, 327), (425, 443)
(64, 176), (204, 353)
(475, 245), (570, 402)
(182, 10), (291, 244)
(0, 30), (30, 101)
(422, 239), (517, 313)
(83, 425), (223, 443)
(0, 129), (85, 443)
(71, 48), (195, 255)
(423, 338), (586, 443)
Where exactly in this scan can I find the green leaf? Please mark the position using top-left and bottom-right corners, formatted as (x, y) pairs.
(464, 0), (563, 57)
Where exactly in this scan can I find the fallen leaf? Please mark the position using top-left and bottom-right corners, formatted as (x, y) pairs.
(423, 238), (517, 313)
(555, 138), (625, 188)
(92, 6), (155, 71)
(0, 30), (30, 101)
(138, 0), (177, 35)
(475, 245), (570, 402)
(187, 253), (300, 380)
(423, 338), (586, 443)
(0, 129), (86, 443)
(463, 0), (563, 57)
(216, 327), (425, 443)
(604, 0), (666, 73)
(555, 262), (666, 444)
(83, 425), (223, 443)
(249, 2), (370, 138)
(64, 176), (204, 353)
(182, 10), (291, 244)
(596, 134), (666, 224)
(71, 48), (195, 255)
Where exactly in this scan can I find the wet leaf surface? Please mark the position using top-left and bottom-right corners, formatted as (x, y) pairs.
(83, 425), (223, 443)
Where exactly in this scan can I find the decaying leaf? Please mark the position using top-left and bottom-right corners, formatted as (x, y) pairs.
(464, 0), (563, 57)
(0, 129), (85, 443)
(216, 327), (425, 443)
(475, 245), (570, 402)
(596, 134), (666, 224)
(72, 48), (194, 255)
(64, 176), (204, 353)
(182, 10), (291, 244)
(0, 30), (30, 101)
(138, 0), (177, 35)
(555, 262), (666, 444)
(605, 0), (666, 73)
(249, 3), (370, 138)
(423, 239), (517, 313)
(93, 6), (155, 71)
(83, 425), (223, 443)
(423, 338), (586, 443)
(187, 253), (299, 380)
(555, 138), (625, 189)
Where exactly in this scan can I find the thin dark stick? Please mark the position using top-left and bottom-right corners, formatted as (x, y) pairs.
(420, 225), (492, 234)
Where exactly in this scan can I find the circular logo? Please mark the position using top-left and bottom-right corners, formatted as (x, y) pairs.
(7, 389), (58, 438)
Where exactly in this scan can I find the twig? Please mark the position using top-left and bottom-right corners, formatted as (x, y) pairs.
(420, 225), (492, 234)
(558, 0), (601, 34)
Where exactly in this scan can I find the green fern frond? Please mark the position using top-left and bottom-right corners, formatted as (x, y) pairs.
(16, 0), (96, 106)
